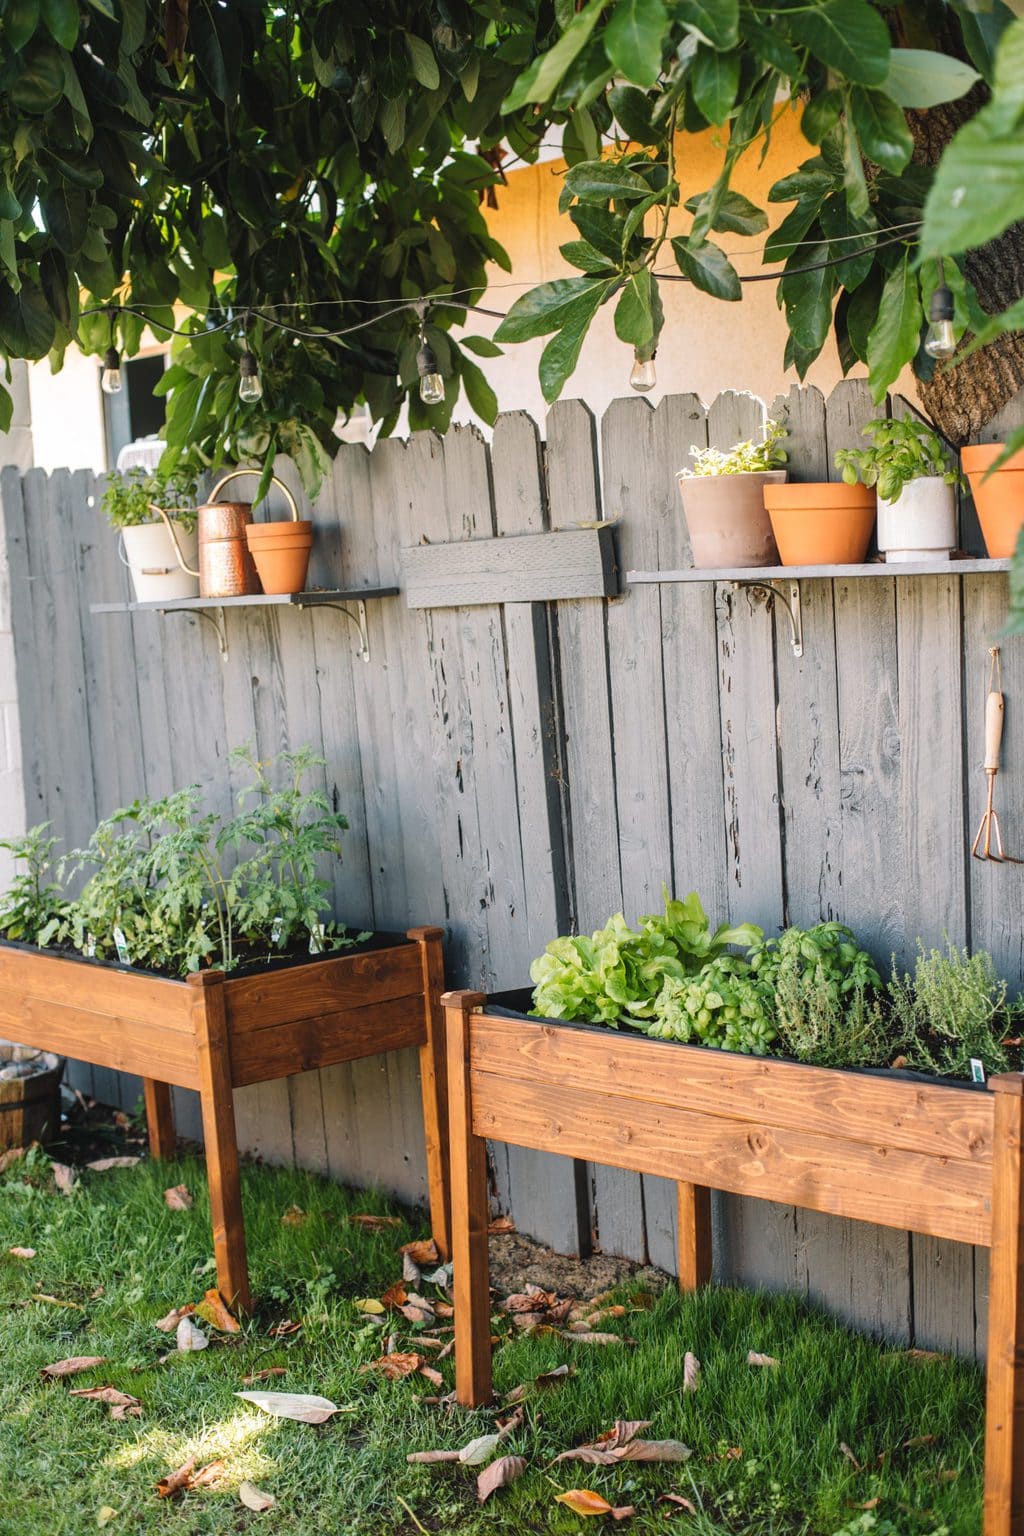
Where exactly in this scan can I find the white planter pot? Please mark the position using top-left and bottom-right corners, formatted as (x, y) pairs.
(877, 477), (957, 563)
(120, 521), (200, 603)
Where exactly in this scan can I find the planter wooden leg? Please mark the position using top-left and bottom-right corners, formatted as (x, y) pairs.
(409, 926), (450, 1261)
(142, 1079), (176, 1160)
(444, 989), (491, 1407)
(985, 1075), (1024, 1536)
(677, 1182), (712, 1291)
(189, 972), (250, 1315)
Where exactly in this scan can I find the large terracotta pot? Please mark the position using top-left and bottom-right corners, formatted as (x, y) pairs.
(245, 520), (313, 595)
(676, 470), (786, 568)
(962, 443), (1024, 558)
(763, 482), (876, 566)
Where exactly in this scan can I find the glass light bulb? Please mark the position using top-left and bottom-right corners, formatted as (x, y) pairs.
(101, 365), (123, 395)
(419, 372), (445, 405)
(238, 369), (263, 403)
(630, 355), (657, 393)
(924, 318), (956, 361)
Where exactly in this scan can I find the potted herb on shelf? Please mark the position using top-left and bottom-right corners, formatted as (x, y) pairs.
(834, 417), (960, 564)
(961, 442), (1024, 558)
(676, 416), (787, 569)
(102, 468), (199, 603)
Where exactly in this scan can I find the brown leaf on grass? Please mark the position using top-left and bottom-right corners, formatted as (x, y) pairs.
(497, 1405), (525, 1438)
(70, 1386), (142, 1419)
(402, 1252), (422, 1283)
(407, 1449), (462, 1465)
(556, 1421), (690, 1467)
(0, 1146), (25, 1174)
(477, 1455), (526, 1503)
(418, 1364), (444, 1387)
(196, 1288), (241, 1333)
(96, 1505), (118, 1527)
(847, 1499), (881, 1510)
(905, 1435), (938, 1449)
(52, 1162), (77, 1195)
(381, 1281), (409, 1310)
(242, 1367), (287, 1385)
(236, 1391), (339, 1424)
(505, 1363), (572, 1404)
(268, 1319), (302, 1338)
(348, 1213), (401, 1230)
(399, 1296), (436, 1325)
(683, 1352), (701, 1393)
(487, 1215), (516, 1235)
(433, 1299), (454, 1319)
(504, 1285), (557, 1314)
(458, 1433), (503, 1466)
(399, 1238), (440, 1266)
(660, 1493), (698, 1515)
(572, 1306), (628, 1329)
(40, 1356), (107, 1379)
(155, 1459), (196, 1499)
(175, 1316), (209, 1352)
(563, 1330), (627, 1346)
(556, 1490), (634, 1519)
(164, 1185), (193, 1211)
(747, 1351), (780, 1368)
(936, 1469), (959, 1483)
(839, 1443), (863, 1470)
(86, 1157), (140, 1172)
(153, 1304), (195, 1333)
(190, 1461), (226, 1489)
(9, 1246), (35, 1259)
(239, 1482), (275, 1512)
(360, 1351), (424, 1380)
(280, 1204), (307, 1226)
(355, 1297), (386, 1315)
(897, 1348), (949, 1365)
(32, 1293), (83, 1310)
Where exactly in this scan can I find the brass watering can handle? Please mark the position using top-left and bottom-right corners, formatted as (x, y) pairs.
(207, 469), (300, 521)
(150, 504), (200, 577)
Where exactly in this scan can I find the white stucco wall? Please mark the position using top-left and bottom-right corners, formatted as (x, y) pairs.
(0, 360), (32, 887)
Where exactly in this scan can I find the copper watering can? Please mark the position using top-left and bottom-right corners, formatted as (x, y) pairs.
(153, 470), (300, 598)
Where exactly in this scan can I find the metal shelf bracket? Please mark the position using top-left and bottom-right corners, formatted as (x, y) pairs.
(159, 605), (229, 661)
(729, 579), (803, 658)
(302, 598), (371, 662)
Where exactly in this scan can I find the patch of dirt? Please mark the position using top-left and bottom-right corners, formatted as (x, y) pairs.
(488, 1230), (669, 1300)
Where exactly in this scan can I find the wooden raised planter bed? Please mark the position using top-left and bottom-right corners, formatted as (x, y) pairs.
(0, 927), (449, 1312)
(442, 990), (1024, 1536)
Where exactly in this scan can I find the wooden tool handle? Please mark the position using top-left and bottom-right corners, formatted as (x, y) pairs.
(985, 689), (1005, 771)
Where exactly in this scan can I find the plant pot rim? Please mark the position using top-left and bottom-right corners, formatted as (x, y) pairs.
(245, 519), (314, 535)
(763, 482), (877, 509)
(676, 468), (787, 483)
(962, 442), (1024, 472)
(484, 987), (987, 1093)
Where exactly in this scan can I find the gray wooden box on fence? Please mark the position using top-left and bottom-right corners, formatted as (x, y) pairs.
(3, 377), (1021, 1362)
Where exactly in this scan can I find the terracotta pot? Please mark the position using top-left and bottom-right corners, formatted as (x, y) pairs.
(676, 470), (786, 568)
(877, 477), (957, 563)
(244, 520), (313, 594)
(763, 482), (876, 566)
(962, 443), (1024, 558)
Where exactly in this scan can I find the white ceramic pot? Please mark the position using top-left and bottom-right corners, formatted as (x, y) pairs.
(120, 520), (200, 603)
(876, 476), (957, 563)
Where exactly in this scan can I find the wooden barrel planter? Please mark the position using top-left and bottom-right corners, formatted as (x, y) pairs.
(0, 1043), (64, 1148)
(442, 989), (1024, 1536)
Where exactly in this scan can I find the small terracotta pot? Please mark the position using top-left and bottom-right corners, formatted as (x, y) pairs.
(244, 520), (313, 595)
(763, 483), (877, 566)
(676, 470), (786, 568)
(961, 443), (1024, 558)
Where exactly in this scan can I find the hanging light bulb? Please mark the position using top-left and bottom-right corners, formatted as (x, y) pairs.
(100, 345), (123, 395)
(924, 264), (956, 361)
(238, 348), (263, 403)
(629, 350), (657, 393)
(417, 335), (445, 405)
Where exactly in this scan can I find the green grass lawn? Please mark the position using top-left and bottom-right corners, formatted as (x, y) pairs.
(0, 1140), (983, 1536)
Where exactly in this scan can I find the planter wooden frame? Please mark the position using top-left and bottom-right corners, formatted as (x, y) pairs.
(0, 928), (449, 1312)
(443, 991), (1024, 1536)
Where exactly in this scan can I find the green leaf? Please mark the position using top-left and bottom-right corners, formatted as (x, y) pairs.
(38, 185), (88, 249)
(672, 237), (741, 300)
(405, 32), (440, 90)
(674, 0), (738, 51)
(84, 0), (116, 16)
(802, 89), (843, 145)
(780, 243), (835, 351)
(564, 159), (654, 202)
(849, 87), (913, 173)
(603, 0), (667, 87)
(502, 0), (605, 111)
(690, 46), (740, 125)
(866, 256), (922, 401)
(881, 49), (980, 108)
(841, 116), (870, 219)
(0, 383), (12, 435)
(10, 41), (65, 112)
(786, 0), (891, 87)
(959, 2), (1016, 85)
(0, 280), (56, 358)
(538, 282), (611, 403)
(608, 84), (658, 144)
(572, 204), (630, 262)
(495, 275), (613, 343)
(6, 0), (40, 51)
(560, 238), (617, 273)
(684, 189), (768, 236)
(819, 195), (876, 289)
(461, 335), (503, 358)
(40, 0), (77, 49)
(920, 114), (1024, 258)
(614, 266), (654, 347)
(458, 352), (498, 425)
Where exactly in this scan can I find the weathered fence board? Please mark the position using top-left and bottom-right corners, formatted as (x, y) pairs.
(5, 382), (1024, 1358)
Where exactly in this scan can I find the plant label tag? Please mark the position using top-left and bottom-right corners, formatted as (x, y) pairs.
(271, 917), (285, 946)
(970, 1058), (986, 1084)
(112, 926), (131, 966)
(84, 933), (96, 958)
(308, 923), (325, 956)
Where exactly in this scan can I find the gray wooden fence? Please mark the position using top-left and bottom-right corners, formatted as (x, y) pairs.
(4, 378), (1023, 1360)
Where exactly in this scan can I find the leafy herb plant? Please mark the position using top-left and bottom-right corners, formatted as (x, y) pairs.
(682, 416), (788, 478)
(0, 824), (68, 947)
(834, 417), (961, 503)
(889, 943), (1011, 1079)
(101, 468), (198, 532)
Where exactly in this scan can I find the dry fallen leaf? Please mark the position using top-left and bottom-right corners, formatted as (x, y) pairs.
(52, 1163), (77, 1195)
(839, 1442), (863, 1470)
(459, 1433), (502, 1466)
(0, 1146), (25, 1174)
(555, 1422), (690, 1467)
(572, 1306), (628, 1329)
(382, 1281), (409, 1309)
(487, 1215), (516, 1235)
(86, 1157), (141, 1172)
(418, 1364), (444, 1387)
(348, 1213), (401, 1230)
(70, 1386), (142, 1419)
(402, 1252), (422, 1283)
(96, 1506), (118, 1527)
(897, 1348), (948, 1365)
(164, 1185), (193, 1211)
(556, 1489), (634, 1519)
(747, 1351), (780, 1368)
(41, 1356), (107, 1379)
(268, 1318), (302, 1338)
(905, 1435), (938, 1449)
(683, 1352), (701, 1394)
(196, 1288), (241, 1333)
(280, 1204), (307, 1226)
(239, 1482), (275, 1512)
(660, 1493), (698, 1516)
(360, 1351), (424, 1380)
(155, 1459), (195, 1499)
(153, 1304), (194, 1333)
(32, 1293), (83, 1310)
(355, 1298), (386, 1316)
(9, 1246), (35, 1259)
(847, 1499), (881, 1510)
(175, 1316), (209, 1352)
(236, 1391), (339, 1424)
(399, 1238), (440, 1266)
(563, 1330), (626, 1347)
(191, 1461), (226, 1489)
(242, 1367), (287, 1385)
(408, 1449), (461, 1465)
(477, 1455), (526, 1503)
